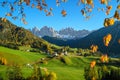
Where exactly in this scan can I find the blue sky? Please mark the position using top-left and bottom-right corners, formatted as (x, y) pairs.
(0, 0), (118, 31)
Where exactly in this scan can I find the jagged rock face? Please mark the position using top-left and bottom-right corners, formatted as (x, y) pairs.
(39, 26), (58, 37)
(59, 28), (91, 39)
(32, 27), (40, 37)
(31, 26), (92, 39)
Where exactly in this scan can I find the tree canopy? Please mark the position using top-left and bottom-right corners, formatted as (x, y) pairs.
(0, 0), (120, 24)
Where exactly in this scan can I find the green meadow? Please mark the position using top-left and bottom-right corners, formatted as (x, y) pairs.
(0, 46), (119, 80)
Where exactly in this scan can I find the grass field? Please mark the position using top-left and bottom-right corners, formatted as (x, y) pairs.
(0, 46), (46, 64)
(40, 57), (89, 80)
(0, 46), (89, 80)
(0, 46), (47, 79)
(39, 55), (103, 80)
(0, 46), (119, 80)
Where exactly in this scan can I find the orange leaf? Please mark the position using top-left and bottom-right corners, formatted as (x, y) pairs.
(61, 10), (67, 17)
(90, 61), (96, 68)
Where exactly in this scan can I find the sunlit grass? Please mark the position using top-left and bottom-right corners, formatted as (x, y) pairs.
(0, 46), (46, 64)
(0, 46), (119, 80)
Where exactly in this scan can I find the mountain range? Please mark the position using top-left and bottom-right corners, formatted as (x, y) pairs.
(42, 22), (120, 57)
(30, 26), (92, 39)
(0, 18), (120, 57)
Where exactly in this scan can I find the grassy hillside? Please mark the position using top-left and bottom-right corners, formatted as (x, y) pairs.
(0, 46), (46, 65)
(0, 46), (119, 80)
(41, 57), (90, 80)
(0, 18), (56, 53)
(0, 46), (47, 79)
(0, 46), (91, 80)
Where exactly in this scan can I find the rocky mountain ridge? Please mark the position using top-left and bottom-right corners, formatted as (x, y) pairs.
(30, 26), (92, 39)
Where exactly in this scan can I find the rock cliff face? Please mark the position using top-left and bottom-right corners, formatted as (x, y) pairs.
(59, 27), (91, 39)
(39, 26), (58, 37)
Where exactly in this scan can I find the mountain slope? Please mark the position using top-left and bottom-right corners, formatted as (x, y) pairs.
(0, 18), (51, 51)
(42, 36), (68, 46)
(70, 21), (120, 56)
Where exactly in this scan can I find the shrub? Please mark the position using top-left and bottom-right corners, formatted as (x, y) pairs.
(0, 57), (7, 65)
(84, 65), (120, 80)
(6, 65), (23, 80)
(61, 56), (72, 65)
(84, 66), (99, 80)
(30, 49), (40, 53)
(28, 65), (57, 80)
(110, 67), (120, 80)
(30, 65), (43, 80)
(46, 72), (57, 80)
(4, 43), (19, 50)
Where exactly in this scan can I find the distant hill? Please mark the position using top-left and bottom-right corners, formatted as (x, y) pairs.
(43, 22), (120, 56)
(42, 36), (68, 46)
(0, 18), (51, 52)
(30, 26), (92, 39)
